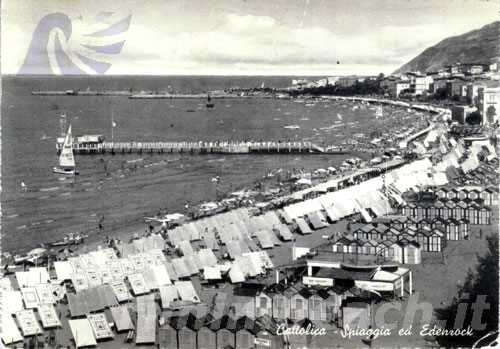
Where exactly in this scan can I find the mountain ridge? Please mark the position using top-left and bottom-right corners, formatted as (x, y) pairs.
(393, 21), (499, 74)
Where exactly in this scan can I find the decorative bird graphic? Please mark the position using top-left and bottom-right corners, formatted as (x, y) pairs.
(19, 12), (131, 75)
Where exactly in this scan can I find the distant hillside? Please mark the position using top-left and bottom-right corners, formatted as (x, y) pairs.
(394, 21), (499, 74)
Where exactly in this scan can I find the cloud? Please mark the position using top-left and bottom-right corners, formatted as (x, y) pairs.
(3, 4), (497, 76)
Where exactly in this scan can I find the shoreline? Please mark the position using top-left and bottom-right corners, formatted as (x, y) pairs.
(4, 97), (442, 256)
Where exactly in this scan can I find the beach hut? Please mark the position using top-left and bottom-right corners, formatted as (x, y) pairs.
(444, 200), (456, 219)
(268, 284), (290, 320)
(236, 316), (261, 349)
(210, 315), (237, 349)
(459, 219), (470, 238)
(428, 202), (442, 220)
(384, 227), (400, 242)
(479, 187), (497, 206)
(447, 188), (459, 200)
(376, 240), (393, 259)
(254, 315), (285, 349)
(445, 218), (461, 240)
(197, 325), (217, 349)
(476, 205), (491, 225)
(255, 292), (273, 317)
(417, 227), (445, 252)
(401, 203), (416, 218)
(372, 223), (389, 239)
(158, 322), (178, 349)
(308, 290), (328, 322)
(402, 240), (422, 264)
(332, 236), (353, 253)
(319, 288), (343, 323)
(355, 225), (373, 240)
(454, 201), (468, 220)
(170, 315), (197, 349)
(466, 188), (481, 201)
(346, 240), (360, 254)
(288, 287), (311, 320)
(389, 242), (404, 263)
(457, 189), (468, 200)
(431, 217), (446, 232)
(341, 297), (371, 330)
(435, 188), (448, 199)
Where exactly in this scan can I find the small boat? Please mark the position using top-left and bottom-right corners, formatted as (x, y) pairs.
(284, 124), (300, 129)
(53, 124), (79, 175)
(50, 233), (85, 247)
(375, 106), (383, 118)
(206, 94), (215, 109)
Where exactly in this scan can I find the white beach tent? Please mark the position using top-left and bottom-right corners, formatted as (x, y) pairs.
(1, 314), (23, 345)
(54, 261), (75, 280)
(69, 318), (97, 348)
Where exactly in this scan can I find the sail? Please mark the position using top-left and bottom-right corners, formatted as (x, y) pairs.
(59, 124), (75, 168)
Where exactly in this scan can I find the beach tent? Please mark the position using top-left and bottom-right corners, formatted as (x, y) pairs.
(136, 294), (157, 344)
(294, 217), (313, 235)
(110, 280), (132, 302)
(15, 268), (50, 287)
(171, 258), (191, 278)
(182, 256), (200, 275)
(38, 304), (61, 329)
(204, 266), (222, 281)
(88, 313), (114, 340)
(226, 240), (243, 259)
(175, 281), (201, 303)
(21, 287), (39, 309)
(159, 285), (179, 309)
(307, 211), (328, 229)
(3, 290), (24, 315)
(254, 230), (274, 249)
(69, 319), (97, 348)
(71, 273), (90, 292)
(127, 273), (150, 296)
(54, 261), (74, 280)
(179, 240), (195, 256)
(164, 262), (179, 281)
(229, 264), (246, 283)
(1, 314), (23, 344)
(197, 248), (218, 267)
(110, 305), (134, 332)
(15, 309), (42, 336)
(151, 264), (172, 287)
(35, 284), (55, 305)
(107, 259), (125, 281)
(274, 223), (293, 241)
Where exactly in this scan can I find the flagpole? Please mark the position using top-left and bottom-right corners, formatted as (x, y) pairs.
(111, 108), (114, 143)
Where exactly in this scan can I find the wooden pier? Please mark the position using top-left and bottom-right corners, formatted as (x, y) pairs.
(57, 141), (349, 155)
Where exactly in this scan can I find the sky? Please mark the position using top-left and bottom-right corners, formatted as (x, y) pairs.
(2, 0), (498, 75)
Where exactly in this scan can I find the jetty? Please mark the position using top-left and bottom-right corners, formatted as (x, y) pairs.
(56, 140), (349, 155)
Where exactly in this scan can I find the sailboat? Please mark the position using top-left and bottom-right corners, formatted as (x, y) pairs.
(206, 94), (215, 109)
(53, 124), (79, 175)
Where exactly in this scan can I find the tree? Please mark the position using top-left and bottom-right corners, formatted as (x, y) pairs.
(435, 235), (498, 347)
(465, 111), (482, 125)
